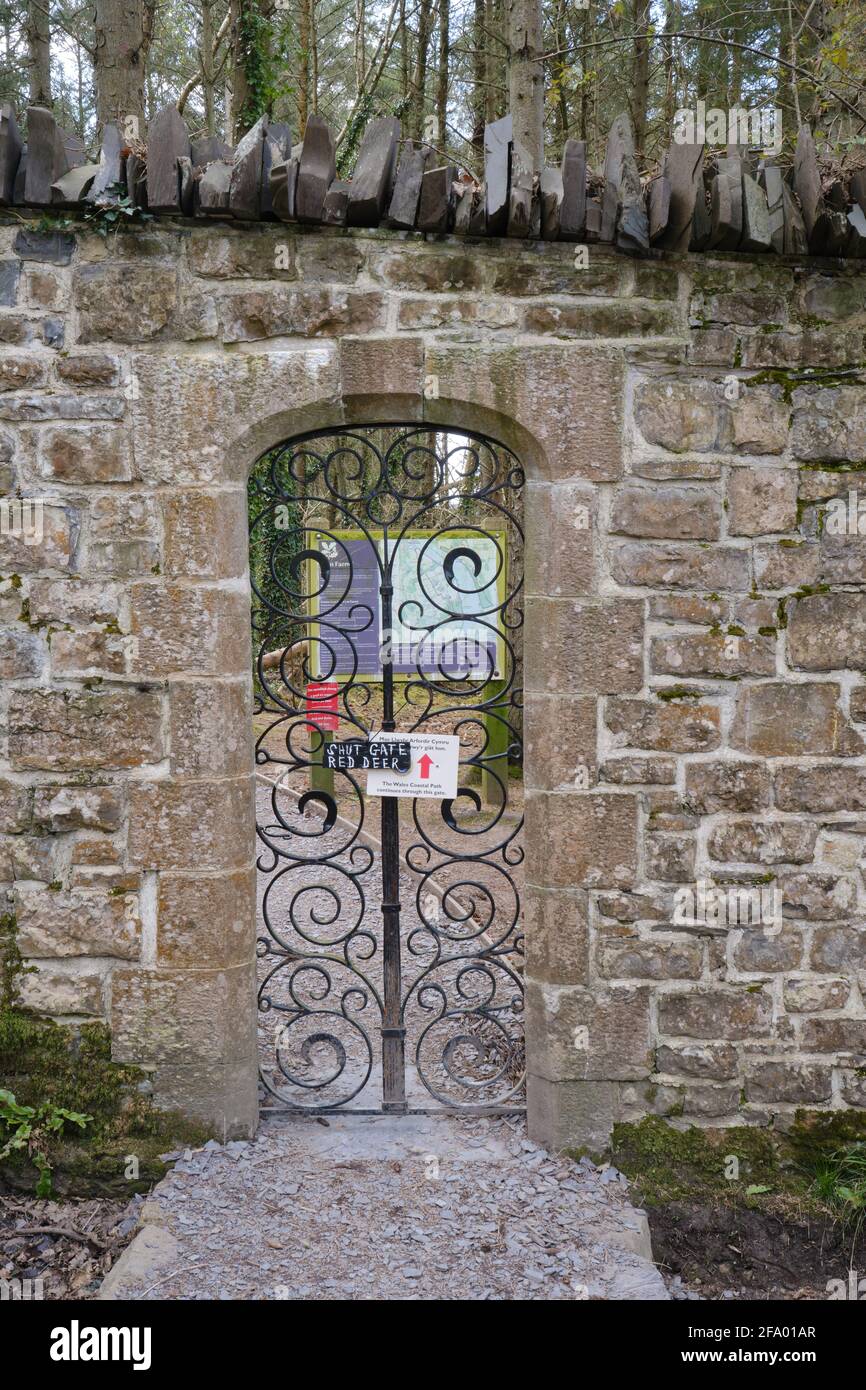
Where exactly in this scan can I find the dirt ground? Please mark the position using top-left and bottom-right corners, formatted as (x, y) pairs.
(649, 1200), (866, 1301)
(0, 1192), (141, 1299)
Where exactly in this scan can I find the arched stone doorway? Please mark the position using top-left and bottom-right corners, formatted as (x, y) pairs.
(247, 424), (525, 1116)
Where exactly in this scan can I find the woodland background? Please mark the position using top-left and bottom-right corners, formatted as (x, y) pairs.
(2, 1), (865, 181)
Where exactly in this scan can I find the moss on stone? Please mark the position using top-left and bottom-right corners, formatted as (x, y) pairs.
(0, 1011), (211, 1195)
(602, 1112), (866, 1213)
(656, 686), (702, 701)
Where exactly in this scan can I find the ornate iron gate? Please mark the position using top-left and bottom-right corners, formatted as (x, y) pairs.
(250, 425), (524, 1114)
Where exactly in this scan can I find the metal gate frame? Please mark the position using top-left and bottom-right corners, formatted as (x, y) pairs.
(250, 424), (525, 1115)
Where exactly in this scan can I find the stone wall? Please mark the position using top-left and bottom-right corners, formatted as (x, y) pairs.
(1, 213), (865, 1146)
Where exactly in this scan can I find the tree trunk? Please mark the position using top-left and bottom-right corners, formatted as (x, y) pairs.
(470, 0), (485, 155)
(412, 0), (434, 142)
(201, 0), (216, 137)
(631, 0), (650, 158)
(436, 0), (449, 146)
(94, 0), (154, 136)
(26, 0), (52, 107)
(505, 0), (543, 170)
(299, 0), (311, 130)
(229, 0), (273, 142)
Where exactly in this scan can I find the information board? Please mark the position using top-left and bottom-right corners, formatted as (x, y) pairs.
(310, 529), (506, 681)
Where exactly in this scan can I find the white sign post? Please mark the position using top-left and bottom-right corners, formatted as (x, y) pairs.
(367, 733), (460, 799)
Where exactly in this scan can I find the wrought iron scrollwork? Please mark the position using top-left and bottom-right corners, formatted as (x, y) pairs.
(250, 425), (524, 1113)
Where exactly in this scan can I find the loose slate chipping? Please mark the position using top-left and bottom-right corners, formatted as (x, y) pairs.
(386, 141), (430, 230)
(51, 163), (98, 205)
(655, 139), (703, 252)
(125, 153), (148, 210)
(708, 157), (743, 251)
(793, 124), (847, 255)
(690, 185), (712, 250)
(178, 156), (195, 216)
(191, 136), (233, 168)
(146, 105), (190, 212)
(270, 145), (302, 221)
(845, 204), (866, 258)
(740, 170), (771, 252)
(585, 195), (602, 242)
(648, 176), (671, 244)
(602, 112), (649, 252)
(197, 159), (233, 215)
(262, 123), (291, 217)
(87, 123), (124, 202)
(484, 114), (512, 236)
(229, 115), (267, 220)
(417, 165), (455, 234)
(507, 141), (535, 237)
(322, 178), (350, 226)
(559, 138), (586, 241)
(25, 107), (68, 205)
(0, 102), (22, 205)
(346, 116), (400, 227)
(296, 116), (335, 224)
(539, 166), (563, 240)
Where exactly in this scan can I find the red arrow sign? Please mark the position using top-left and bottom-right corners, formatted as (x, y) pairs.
(418, 754), (434, 779)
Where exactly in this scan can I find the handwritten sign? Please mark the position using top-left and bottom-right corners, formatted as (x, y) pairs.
(323, 739), (411, 772)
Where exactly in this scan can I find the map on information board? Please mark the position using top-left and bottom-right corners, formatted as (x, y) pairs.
(309, 529), (506, 680)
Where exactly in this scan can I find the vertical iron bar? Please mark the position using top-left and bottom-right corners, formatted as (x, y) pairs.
(379, 539), (406, 1112)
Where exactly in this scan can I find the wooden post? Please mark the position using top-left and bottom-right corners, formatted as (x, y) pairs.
(481, 679), (508, 805)
(310, 730), (334, 795)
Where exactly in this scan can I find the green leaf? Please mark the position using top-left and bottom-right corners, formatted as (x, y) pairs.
(745, 1184), (771, 1195)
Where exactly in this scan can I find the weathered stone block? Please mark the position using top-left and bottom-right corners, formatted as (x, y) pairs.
(74, 263), (179, 342)
(38, 424), (134, 483)
(792, 386), (866, 463)
(7, 687), (164, 770)
(129, 584), (249, 678)
(784, 975), (850, 1011)
(644, 832), (696, 883)
(730, 682), (863, 757)
(111, 962), (256, 1064)
(634, 378), (720, 452)
(524, 481), (596, 596)
(775, 763), (866, 812)
(525, 980), (652, 1081)
(18, 965), (104, 1017)
(733, 928), (803, 972)
(610, 485), (720, 540)
(14, 884), (139, 959)
(424, 344), (624, 484)
(0, 626), (45, 678)
(606, 697), (721, 753)
(169, 680), (252, 779)
(127, 778), (254, 870)
(162, 488), (248, 579)
(32, 784), (123, 832)
(781, 871), (856, 920)
(655, 1042), (738, 1079)
(650, 632), (775, 678)
(799, 1019), (866, 1055)
(598, 937), (702, 980)
(727, 466), (798, 535)
(708, 819), (817, 865)
(611, 543), (750, 591)
(524, 597), (643, 695)
(218, 285), (386, 342)
(788, 592), (866, 671)
(524, 693), (597, 792)
(56, 352), (120, 386)
(156, 868), (255, 968)
(525, 790), (637, 889)
(0, 354), (47, 391)
(523, 885), (589, 985)
(658, 987), (773, 1039)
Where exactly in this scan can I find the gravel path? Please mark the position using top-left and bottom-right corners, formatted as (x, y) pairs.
(103, 1114), (668, 1301)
